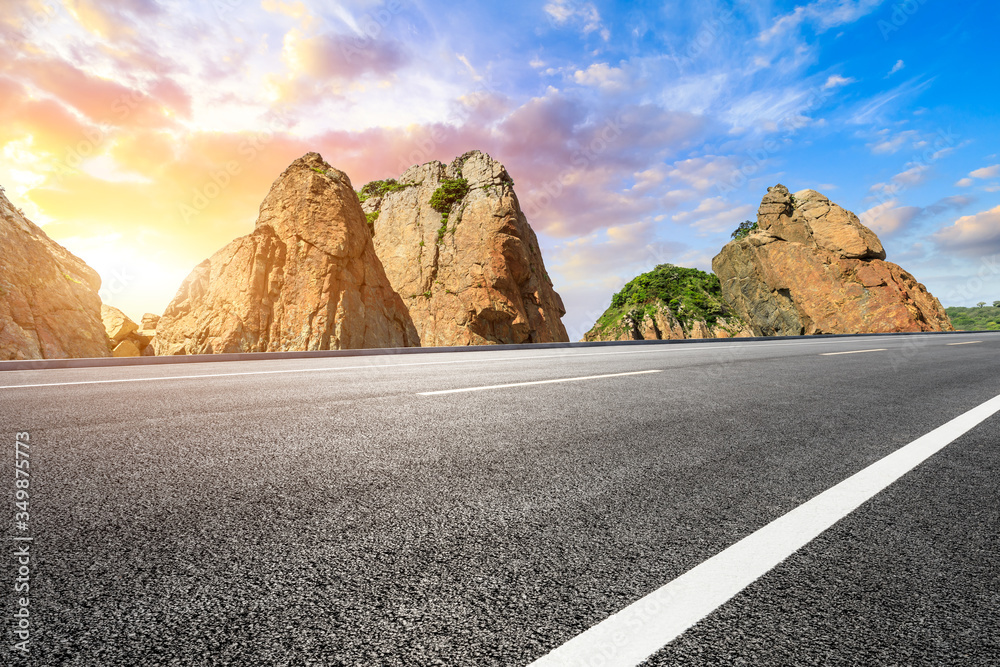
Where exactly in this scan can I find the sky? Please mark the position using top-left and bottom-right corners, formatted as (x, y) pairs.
(1, 0), (998, 339)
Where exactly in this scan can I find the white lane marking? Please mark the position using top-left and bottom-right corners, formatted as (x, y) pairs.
(819, 348), (887, 356)
(0, 334), (984, 389)
(947, 341), (982, 346)
(528, 393), (1000, 667)
(417, 370), (662, 395)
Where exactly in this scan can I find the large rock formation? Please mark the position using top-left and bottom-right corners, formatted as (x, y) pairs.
(361, 151), (568, 346)
(713, 185), (953, 335)
(582, 264), (752, 342)
(0, 188), (110, 359)
(154, 153), (419, 355)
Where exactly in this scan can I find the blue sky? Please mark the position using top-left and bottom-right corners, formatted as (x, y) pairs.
(1, 0), (998, 336)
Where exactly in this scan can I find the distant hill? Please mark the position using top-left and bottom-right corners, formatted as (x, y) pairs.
(582, 264), (750, 341)
(945, 306), (1000, 330)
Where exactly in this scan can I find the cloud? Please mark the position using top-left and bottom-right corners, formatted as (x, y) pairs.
(632, 156), (738, 196)
(887, 59), (905, 76)
(867, 129), (918, 155)
(281, 29), (406, 80)
(955, 177), (974, 188)
(672, 197), (755, 235)
(892, 163), (930, 187)
(823, 74), (855, 89)
(969, 164), (1000, 179)
(544, 0), (607, 39)
(759, 0), (886, 42)
(934, 205), (1000, 255)
(572, 63), (629, 92)
(861, 193), (971, 236)
(860, 200), (921, 235)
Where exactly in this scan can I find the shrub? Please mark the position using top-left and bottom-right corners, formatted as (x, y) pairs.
(359, 179), (411, 200)
(731, 220), (758, 240)
(429, 178), (470, 215)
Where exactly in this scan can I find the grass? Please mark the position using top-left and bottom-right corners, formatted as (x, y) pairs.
(945, 305), (1000, 330)
(358, 178), (412, 202)
(365, 210), (379, 236)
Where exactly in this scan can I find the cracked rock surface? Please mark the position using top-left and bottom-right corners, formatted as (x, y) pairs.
(155, 153), (419, 354)
(712, 184), (953, 336)
(364, 151), (568, 346)
(0, 188), (110, 359)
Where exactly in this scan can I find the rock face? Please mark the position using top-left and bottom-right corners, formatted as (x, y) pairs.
(154, 153), (419, 355)
(362, 151), (568, 346)
(101, 305), (155, 357)
(582, 264), (752, 342)
(713, 185), (953, 335)
(0, 188), (110, 359)
(583, 305), (751, 342)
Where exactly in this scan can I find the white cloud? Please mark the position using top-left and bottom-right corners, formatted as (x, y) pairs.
(823, 74), (855, 89)
(935, 205), (1000, 255)
(759, 0), (886, 42)
(887, 59), (905, 76)
(970, 164), (1000, 179)
(956, 177), (974, 187)
(544, 0), (606, 38)
(868, 129), (918, 155)
(860, 200), (921, 235)
(572, 62), (629, 92)
(673, 197), (755, 235)
(892, 163), (930, 187)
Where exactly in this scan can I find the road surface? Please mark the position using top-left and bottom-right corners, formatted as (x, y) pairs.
(3, 332), (998, 665)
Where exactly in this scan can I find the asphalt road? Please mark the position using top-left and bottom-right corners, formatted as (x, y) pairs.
(3, 332), (998, 666)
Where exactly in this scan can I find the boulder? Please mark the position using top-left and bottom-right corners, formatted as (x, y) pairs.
(112, 339), (141, 357)
(0, 188), (111, 359)
(155, 153), (419, 354)
(140, 313), (160, 330)
(713, 184), (953, 335)
(362, 151), (568, 346)
(102, 304), (139, 343)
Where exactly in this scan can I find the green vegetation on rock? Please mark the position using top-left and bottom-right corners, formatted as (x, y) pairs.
(731, 219), (758, 240)
(358, 178), (412, 202)
(587, 264), (741, 340)
(429, 178), (470, 215)
(365, 210), (379, 236)
(430, 177), (470, 244)
(945, 306), (1000, 330)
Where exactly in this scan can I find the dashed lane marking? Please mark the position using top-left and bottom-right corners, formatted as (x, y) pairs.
(416, 370), (662, 395)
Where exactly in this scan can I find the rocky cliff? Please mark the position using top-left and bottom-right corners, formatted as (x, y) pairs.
(582, 264), (751, 342)
(361, 150), (568, 346)
(0, 188), (110, 360)
(713, 185), (953, 335)
(154, 153), (419, 355)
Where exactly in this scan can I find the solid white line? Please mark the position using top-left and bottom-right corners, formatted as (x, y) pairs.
(819, 348), (887, 356)
(0, 334), (977, 390)
(947, 341), (982, 346)
(528, 393), (1000, 667)
(417, 370), (662, 395)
